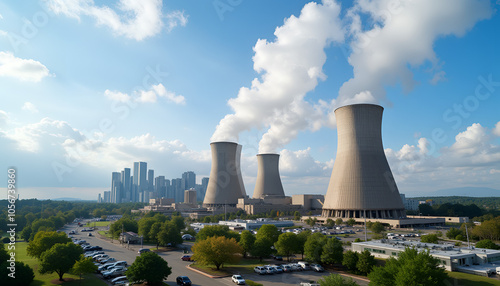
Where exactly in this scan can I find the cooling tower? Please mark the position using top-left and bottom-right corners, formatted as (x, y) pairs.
(322, 104), (405, 219)
(203, 142), (247, 207)
(253, 154), (285, 199)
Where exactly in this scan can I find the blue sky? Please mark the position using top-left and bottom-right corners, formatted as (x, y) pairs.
(0, 0), (499, 200)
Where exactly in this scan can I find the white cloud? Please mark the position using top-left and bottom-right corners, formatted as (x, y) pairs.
(336, 0), (492, 107)
(493, 121), (500, 137)
(105, 84), (185, 105)
(430, 70), (447, 85)
(22, 102), (39, 113)
(104, 90), (131, 102)
(0, 110), (8, 128)
(45, 0), (187, 41)
(279, 148), (331, 176)
(0, 52), (52, 82)
(211, 0), (344, 153)
(386, 123), (500, 194)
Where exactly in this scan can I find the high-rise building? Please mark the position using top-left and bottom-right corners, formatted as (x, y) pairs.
(182, 171), (196, 190)
(121, 168), (131, 202)
(148, 169), (154, 191)
(133, 162), (147, 202)
(196, 177), (209, 202)
(103, 190), (111, 203)
(171, 178), (183, 203)
(98, 193), (102, 203)
(111, 172), (122, 203)
(155, 176), (166, 198)
(184, 188), (197, 205)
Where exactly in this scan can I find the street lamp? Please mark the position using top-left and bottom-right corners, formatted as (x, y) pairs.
(140, 236), (143, 248)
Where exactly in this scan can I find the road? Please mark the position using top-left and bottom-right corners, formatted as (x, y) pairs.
(63, 222), (369, 286)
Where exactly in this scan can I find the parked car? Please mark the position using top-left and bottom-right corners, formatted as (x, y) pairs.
(138, 248), (150, 254)
(264, 265), (274, 274)
(282, 264), (292, 273)
(98, 263), (116, 273)
(181, 255), (192, 261)
(232, 274), (245, 285)
(272, 265), (284, 274)
(254, 266), (266, 275)
(85, 251), (104, 257)
(311, 264), (324, 272)
(110, 276), (128, 285)
(298, 261), (310, 270)
(93, 254), (109, 261)
(176, 276), (192, 285)
(182, 234), (194, 240)
(99, 257), (116, 264)
(102, 267), (126, 279)
(88, 232), (93, 236)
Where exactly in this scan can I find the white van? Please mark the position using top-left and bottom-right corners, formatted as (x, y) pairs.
(298, 261), (310, 270)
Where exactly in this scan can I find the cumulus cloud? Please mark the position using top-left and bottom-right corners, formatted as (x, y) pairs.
(0, 52), (52, 82)
(0, 110), (8, 128)
(386, 123), (500, 193)
(22, 102), (39, 113)
(1, 117), (210, 189)
(105, 83), (185, 105)
(336, 0), (492, 107)
(493, 121), (500, 137)
(45, 0), (187, 41)
(279, 148), (332, 176)
(211, 0), (344, 153)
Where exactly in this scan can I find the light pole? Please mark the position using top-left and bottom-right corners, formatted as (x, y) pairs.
(141, 236), (143, 248)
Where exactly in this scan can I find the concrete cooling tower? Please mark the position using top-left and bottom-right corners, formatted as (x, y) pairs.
(322, 104), (405, 219)
(203, 142), (246, 207)
(253, 154), (285, 199)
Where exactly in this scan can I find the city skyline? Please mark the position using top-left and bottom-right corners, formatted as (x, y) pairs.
(0, 1), (499, 200)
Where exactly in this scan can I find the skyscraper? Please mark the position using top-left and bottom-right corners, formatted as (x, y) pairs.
(121, 168), (131, 202)
(133, 162), (147, 202)
(111, 172), (121, 203)
(155, 176), (166, 198)
(182, 171), (196, 190)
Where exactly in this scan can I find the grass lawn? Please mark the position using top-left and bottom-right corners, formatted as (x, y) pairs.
(8, 242), (107, 286)
(447, 271), (500, 286)
(86, 221), (111, 227)
(190, 258), (264, 276)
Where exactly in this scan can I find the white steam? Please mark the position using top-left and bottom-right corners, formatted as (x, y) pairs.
(211, 0), (344, 153)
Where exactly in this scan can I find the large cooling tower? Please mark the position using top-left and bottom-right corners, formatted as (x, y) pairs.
(253, 154), (285, 199)
(203, 142), (247, 207)
(322, 104), (405, 219)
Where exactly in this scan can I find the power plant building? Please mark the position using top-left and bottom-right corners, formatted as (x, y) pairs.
(322, 104), (405, 219)
(253, 154), (285, 200)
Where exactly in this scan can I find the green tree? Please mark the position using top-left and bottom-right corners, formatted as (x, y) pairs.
(318, 273), (358, 286)
(171, 216), (186, 231)
(297, 230), (311, 259)
(446, 227), (462, 239)
(256, 224), (280, 245)
(368, 222), (385, 234)
(20, 225), (32, 242)
(138, 217), (156, 241)
(356, 250), (375, 275)
(335, 218), (343, 226)
(157, 222), (183, 247)
(305, 217), (318, 227)
(0, 261), (35, 286)
(126, 251), (172, 285)
(368, 247), (448, 286)
(304, 232), (327, 263)
(192, 236), (242, 270)
(475, 239), (500, 250)
(71, 255), (97, 280)
(294, 211), (301, 221)
(27, 231), (71, 259)
(321, 238), (344, 265)
(420, 234), (438, 244)
(239, 230), (256, 258)
(196, 225), (239, 241)
(342, 250), (358, 272)
(250, 238), (274, 262)
(274, 232), (299, 261)
(39, 242), (83, 281)
(346, 218), (356, 227)
(109, 217), (138, 239)
(325, 219), (335, 228)
(149, 222), (163, 249)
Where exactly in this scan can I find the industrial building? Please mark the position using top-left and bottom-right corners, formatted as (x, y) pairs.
(352, 240), (500, 275)
(323, 104), (406, 219)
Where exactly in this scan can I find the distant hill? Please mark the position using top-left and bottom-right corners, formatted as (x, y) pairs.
(424, 187), (500, 197)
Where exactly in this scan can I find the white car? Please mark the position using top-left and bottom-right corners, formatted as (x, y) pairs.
(254, 266), (266, 275)
(110, 276), (128, 285)
(232, 274), (245, 285)
(311, 264), (324, 272)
